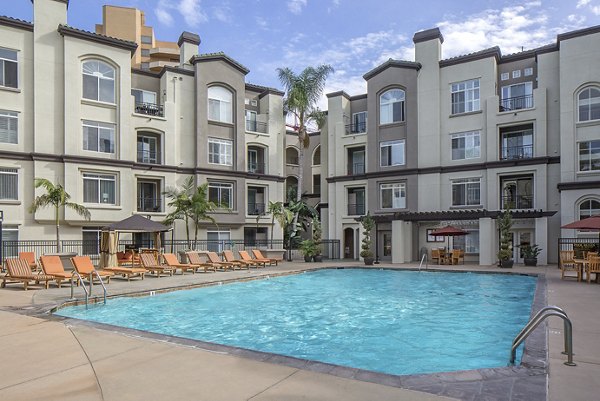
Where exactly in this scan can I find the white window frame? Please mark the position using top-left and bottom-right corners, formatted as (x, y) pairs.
(578, 87), (600, 122)
(131, 88), (157, 105)
(512, 70), (521, 79)
(208, 181), (234, 209)
(380, 182), (406, 209)
(500, 72), (509, 81)
(208, 138), (233, 166)
(245, 110), (257, 132)
(208, 86), (233, 123)
(82, 227), (102, 255)
(2, 226), (18, 257)
(453, 229), (480, 253)
(83, 120), (115, 154)
(0, 47), (18, 89)
(451, 79), (480, 115)
(524, 68), (533, 76)
(0, 110), (18, 144)
(137, 134), (160, 164)
(0, 167), (18, 200)
(451, 131), (480, 160)
(83, 173), (117, 205)
(451, 178), (481, 207)
(379, 89), (405, 124)
(82, 60), (115, 104)
(578, 140), (600, 172)
(380, 139), (405, 167)
(352, 111), (367, 133)
(578, 198), (600, 220)
(207, 230), (231, 252)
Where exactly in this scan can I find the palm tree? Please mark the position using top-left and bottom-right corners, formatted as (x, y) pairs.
(189, 183), (218, 249)
(267, 201), (292, 247)
(163, 176), (194, 248)
(277, 64), (333, 239)
(28, 178), (91, 252)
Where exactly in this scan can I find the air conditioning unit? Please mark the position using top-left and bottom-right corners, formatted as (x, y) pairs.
(251, 100), (258, 106)
(244, 98), (250, 105)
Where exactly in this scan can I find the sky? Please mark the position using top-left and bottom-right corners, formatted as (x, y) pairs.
(2, 0), (600, 101)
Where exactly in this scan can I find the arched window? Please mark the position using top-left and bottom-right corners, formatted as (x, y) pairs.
(579, 198), (600, 220)
(312, 145), (321, 165)
(578, 86), (600, 122)
(380, 88), (405, 124)
(208, 86), (233, 123)
(82, 60), (115, 103)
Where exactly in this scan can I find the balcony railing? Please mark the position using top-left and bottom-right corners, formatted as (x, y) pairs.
(135, 102), (164, 117)
(501, 144), (533, 160)
(348, 163), (365, 175)
(248, 162), (266, 174)
(137, 197), (162, 212)
(347, 203), (366, 216)
(345, 122), (367, 134)
(286, 157), (299, 165)
(499, 94), (533, 112)
(501, 194), (533, 210)
(248, 202), (266, 215)
(137, 149), (160, 164)
(245, 120), (268, 134)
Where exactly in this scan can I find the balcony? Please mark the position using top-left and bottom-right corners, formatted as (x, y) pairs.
(345, 122), (367, 135)
(347, 163), (365, 175)
(499, 94), (533, 112)
(248, 202), (266, 215)
(137, 149), (160, 164)
(137, 197), (162, 212)
(248, 162), (266, 174)
(245, 120), (268, 134)
(501, 144), (533, 160)
(347, 203), (365, 216)
(501, 195), (533, 210)
(134, 102), (164, 117)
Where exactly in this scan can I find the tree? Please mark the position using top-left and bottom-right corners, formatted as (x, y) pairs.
(163, 176), (194, 248)
(28, 178), (91, 252)
(277, 64), (333, 240)
(267, 201), (291, 247)
(189, 183), (218, 249)
(360, 213), (375, 261)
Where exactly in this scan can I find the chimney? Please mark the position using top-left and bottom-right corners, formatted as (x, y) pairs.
(413, 27), (443, 64)
(32, 0), (68, 33)
(178, 31), (200, 70)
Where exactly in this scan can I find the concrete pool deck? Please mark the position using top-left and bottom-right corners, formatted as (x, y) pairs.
(0, 261), (597, 401)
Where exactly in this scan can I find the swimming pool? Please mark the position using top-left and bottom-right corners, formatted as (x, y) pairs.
(56, 269), (536, 376)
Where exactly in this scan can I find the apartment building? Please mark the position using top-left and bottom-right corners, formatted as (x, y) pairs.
(0, 0), (286, 248)
(326, 26), (600, 265)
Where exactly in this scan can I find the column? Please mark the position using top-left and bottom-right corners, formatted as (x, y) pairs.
(479, 217), (496, 266)
(535, 217), (548, 265)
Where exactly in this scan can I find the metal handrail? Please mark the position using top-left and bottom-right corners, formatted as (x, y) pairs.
(419, 253), (428, 271)
(69, 270), (89, 308)
(509, 305), (575, 366)
(92, 270), (107, 305)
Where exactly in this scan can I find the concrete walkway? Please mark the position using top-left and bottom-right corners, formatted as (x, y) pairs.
(0, 261), (597, 400)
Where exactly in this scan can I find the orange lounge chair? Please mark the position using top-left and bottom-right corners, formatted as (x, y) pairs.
(139, 253), (174, 277)
(223, 250), (256, 269)
(162, 253), (199, 274)
(238, 250), (267, 268)
(2, 258), (57, 290)
(39, 255), (74, 288)
(206, 251), (237, 270)
(185, 252), (218, 272)
(19, 252), (39, 272)
(251, 249), (279, 266)
(71, 256), (115, 283)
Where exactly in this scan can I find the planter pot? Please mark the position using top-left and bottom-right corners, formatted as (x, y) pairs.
(304, 255), (313, 262)
(363, 257), (375, 266)
(313, 255), (323, 263)
(524, 258), (538, 267)
(500, 259), (514, 269)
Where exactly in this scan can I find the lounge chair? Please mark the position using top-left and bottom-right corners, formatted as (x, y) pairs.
(39, 255), (75, 288)
(162, 253), (200, 274)
(223, 250), (257, 268)
(206, 251), (237, 270)
(19, 251), (39, 271)
(2, 258), (56, 290)
(139, 253), (174, 277)
(238, 250), (267, 268)
(559, 250), (580, 281)
(101, 264), (147, 281)
(251, 249), (278, 266)
(451, 249), (464, 265)
(185, 252), (218, 272)
(71, 256), (115, 283)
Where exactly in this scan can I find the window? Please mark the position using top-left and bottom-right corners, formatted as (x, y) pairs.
(380, 89), (405, 124)
(312, 145), (321, 165)
(451, 79), (480, 114)
(83, 120), (115, 153)
(351, 111), (367, 133)
(313, 174), (321, 195)
(247, 186), (265, 215)
(451, 178), (480, 206)
(141, 62), (149, 70)
(141, 49), (150, 57)
(579, 140), (600, 171)
(141, 35), (152, 44)
(451, 131), (480, 160)
(82, 227), (101, 256)
(208, 182), (233, 209)
(501, 125), (533, 160)
(0, 168), (18, 200)
(380, 183), (406, 209)
(132, 89), (157, 105)
(207, 231), (230, 253)
(500, 82), (533, 110)
(0, 48), (18, 88)
(347, 187), (365, 216)
(137, 134), (160, 164)
(2, 226), (18, 257)
(83, 173), (116, 204)
(208, 86), (233, 123)
(501, 176), (533, 209)
(137, 180), (161, 212)
(380, 140), (405, 167)
(500, 72), (509, 81)
(524, 68), (533, 76)
(245, 110), (257, 131)
(82, 60), (115, 103)
(512, 70), (521, 79)
(453, 230), (480, 253)
(578, 87), (600, 122)
(208, 138), (233, 165)
(0, 110), (17, 144)
(579, 199), (600, 220)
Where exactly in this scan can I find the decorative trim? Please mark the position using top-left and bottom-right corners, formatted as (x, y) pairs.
(246, 83), (284, 97)
(557, 24), (600, 43)
(557, 180), (600, 192)
(0, 15), (33, 31)
(363, 59), (421, 80)
(413, 28), (444, 44)
(177, 31), (201, 47)
(190, 52), (250, 75)
(58, 25), (137, 55)
(326, 90), (351, 99)
(372, 208), (557, 223)
(439, 46), (501, 68)
(158, 65), (195, 78)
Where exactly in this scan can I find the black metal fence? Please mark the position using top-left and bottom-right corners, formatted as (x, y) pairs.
(558, 237), (600, 259)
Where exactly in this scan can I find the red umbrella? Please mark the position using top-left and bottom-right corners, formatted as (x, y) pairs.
(562, 216), (600, 247)
(430, 225), (469, 250)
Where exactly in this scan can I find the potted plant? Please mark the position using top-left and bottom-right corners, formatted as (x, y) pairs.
(521, 244), (542, 266)
(360, 212), (375, 265)
(497, 209), (514, 268)
(312, 217), (323, 262)
(299, 239), (317, 262)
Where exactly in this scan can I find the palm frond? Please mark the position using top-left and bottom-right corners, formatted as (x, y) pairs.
(65, 202), (91, 221)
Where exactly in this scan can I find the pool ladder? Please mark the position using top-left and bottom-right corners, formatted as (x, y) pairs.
(509, 305), (575, 366)
(418, 253), (428, 271)
(69, 270), (107, 309)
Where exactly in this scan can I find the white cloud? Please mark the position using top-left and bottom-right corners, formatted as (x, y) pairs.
(155, 7), (174, 26)
(179, 0), (208, 26)
(213, 4), (232, 23)
(288, 0), (307, 15)
(592, 5), (600, 15)
(577, 0), (591, 8)
(255, 16), (268, 29)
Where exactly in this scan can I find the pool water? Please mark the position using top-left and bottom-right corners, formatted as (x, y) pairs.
(57, 269), (536, 375)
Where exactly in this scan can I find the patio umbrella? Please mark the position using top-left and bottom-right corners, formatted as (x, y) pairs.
(430, 225), (469, 250)
(562, 215), (600, 248)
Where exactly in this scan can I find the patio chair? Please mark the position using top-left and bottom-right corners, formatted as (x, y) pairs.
(162, 253), (200, 274)
(431, 249), (441, 265)
(70, 256), (114, 283)
(39, 255), (75, 288)
(139, 253), (174, 278)
(586, 256), (600, 283)
(223, 250), (257, 269)
(19, 252), (39, 272)
(206, 251), (237, 271)
(185, 251), (217, 272)
(559, 250), (580, 281)
(238, 250), (267, 268)
(2, 258), (56, 290)
(451, 249), (464, 265)
(251, 249), (279, 266)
